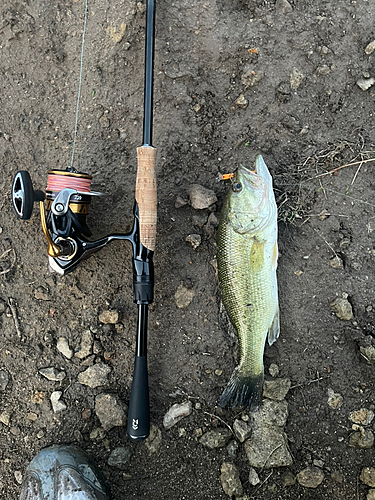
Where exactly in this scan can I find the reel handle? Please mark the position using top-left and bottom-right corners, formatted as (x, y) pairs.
(12, 171), (45, 220)
(135, 146), (157, 251)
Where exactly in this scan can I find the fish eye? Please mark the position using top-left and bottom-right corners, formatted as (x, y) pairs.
(232, 182), (242, 193)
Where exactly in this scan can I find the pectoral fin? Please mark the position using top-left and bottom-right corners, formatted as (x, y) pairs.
(267, 308), (280, 345)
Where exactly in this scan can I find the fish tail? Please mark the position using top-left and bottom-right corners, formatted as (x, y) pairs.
(219, 366), (264, 411)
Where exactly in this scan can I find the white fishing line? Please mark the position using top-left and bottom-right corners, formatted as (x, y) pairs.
(69, 0), (89, 171)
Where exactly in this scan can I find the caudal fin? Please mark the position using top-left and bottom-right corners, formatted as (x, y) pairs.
(219, 367), (264, 411)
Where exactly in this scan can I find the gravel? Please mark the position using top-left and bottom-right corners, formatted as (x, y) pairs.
(348, 408), (374, 426)
(233, 419), (252, 443)
(38, 367), (66, 381)
(163, 401), (193, 429)
(188, 184), (217, 210)
(174, 284), (195, 309)
(99, 310), (119, 324)
(56, 337), (73, 359)
(95, 393), (127, 430)
(360, 467), (375, 487)
(200, 428), (232, 449)
(220, 462), (243, 497)
(330, 298), (353, 320)
(249, 467), (260, 486)
(78, 363), (112, 388)
(327, 388), (344, 409)
(144, 424), (162, 455)
(263, 378), (291, 401)
(107, 447), (133, 469)
(296, 466), (324, 488)
(75, 330), (93, 359)
(0, 370), (10, 391)
(349, 429), (374, 449)
(50, 391), (67, 413)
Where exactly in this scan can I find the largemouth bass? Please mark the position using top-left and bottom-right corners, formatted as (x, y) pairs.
(217, 155), (279, 410)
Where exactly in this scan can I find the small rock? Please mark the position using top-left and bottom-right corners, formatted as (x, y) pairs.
(188, 184), (217, 210)
(0, 370), (10, 391)
(174, 284), (195, 309)
(75, 330), (93, 359)
(57, 337), (73, 359)
(349, 408), (374, 426)
(275, 0), (292, 13)
(93, 341), (103, 355)
(82, 409), (92, 421)
(0, 298), (6, 315)
(316, 65), (331, 76)
(233, 419), (252, 443)
(144, 424), (162, 454)
(220, 462), (243, 497)
(330, 256), (343, 269)
(290, 68), (305, 89)
(360, 345), (375, 364)
(244, 425), (292, 468)
(263, 378), (291, 401)
(192, 214), (208, 228)
(253, 399), (289, 428)
(50, 391), (67, 413)
(249, 467), (260, 486)
(78, 363), (111, 388)
(186, 234), (201, 250)
(365, 40), (375, 55)
(95, 393), (127, 430)
(317, 209), (330, 221)
(241, 67), (264, 88)
(74, 429), (83, 442)
(39, 367), (66, 382)
(269, 364), (279, 377)
(207, 212), (218, 227)
(330, 298), (353, 321)
(32, 391), (45, 405)
(200, 428), (232, 449)
(10, 426), (21, 436)
(175, 196), (188, 208)
(357, 78), (375, 91)
(26, 412), (38, 422)
(368, 490), (375, 500)
(107, 447), (133, 469)
(236, 94), (248, 109)
(81, 354), (96, 367)
(90, 427), (106, 440)
(227, 440), (239, 458)
(163, 401), (192, 429)
(281, 471), (296, 487)
(349, 429), (374, 449)
(327, 388), (343, 409)
(99, 310), (119, 324)
(0, 411), (10, 426)
(313, 459), (324, 468)
(34, 288), (51, 301)
(360, 467), (375, 487)
(137, 1), (146, 14)
(296, 467), (324, 488)
(14, 471), (23, 485)
(331, 471), (344, 484)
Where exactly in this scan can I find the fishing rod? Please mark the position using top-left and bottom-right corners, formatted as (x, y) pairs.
(11, 0), (157, 441)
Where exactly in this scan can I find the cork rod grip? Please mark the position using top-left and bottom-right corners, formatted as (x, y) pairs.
(135, 146), (157, 251)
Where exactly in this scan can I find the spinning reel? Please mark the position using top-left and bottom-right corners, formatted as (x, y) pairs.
(11, 168), (154, 304)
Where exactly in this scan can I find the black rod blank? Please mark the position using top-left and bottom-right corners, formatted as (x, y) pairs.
(143, 0), (156, 147)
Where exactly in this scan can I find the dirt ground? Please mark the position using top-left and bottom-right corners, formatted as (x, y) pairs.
(1, 0), (375, 498)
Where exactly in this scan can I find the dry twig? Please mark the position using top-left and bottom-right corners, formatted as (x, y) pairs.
(8, 298), (22, 339)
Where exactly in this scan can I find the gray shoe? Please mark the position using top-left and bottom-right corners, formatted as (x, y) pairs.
(19, 445), (111, 500)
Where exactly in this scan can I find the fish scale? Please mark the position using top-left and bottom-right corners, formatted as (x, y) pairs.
(217, 155), (279, 410)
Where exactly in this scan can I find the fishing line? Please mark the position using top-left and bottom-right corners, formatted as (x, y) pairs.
(69, 0), (89, 172)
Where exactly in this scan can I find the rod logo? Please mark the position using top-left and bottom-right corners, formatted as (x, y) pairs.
(132, 419), (139, 430)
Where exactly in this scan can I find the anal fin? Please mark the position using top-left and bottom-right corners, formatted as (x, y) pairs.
(267, 308), (280, 346)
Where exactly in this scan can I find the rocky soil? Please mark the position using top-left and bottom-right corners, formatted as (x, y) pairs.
(1, 0), (375, 498)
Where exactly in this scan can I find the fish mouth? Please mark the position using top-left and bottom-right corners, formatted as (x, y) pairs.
(238, 155), (272, 186)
